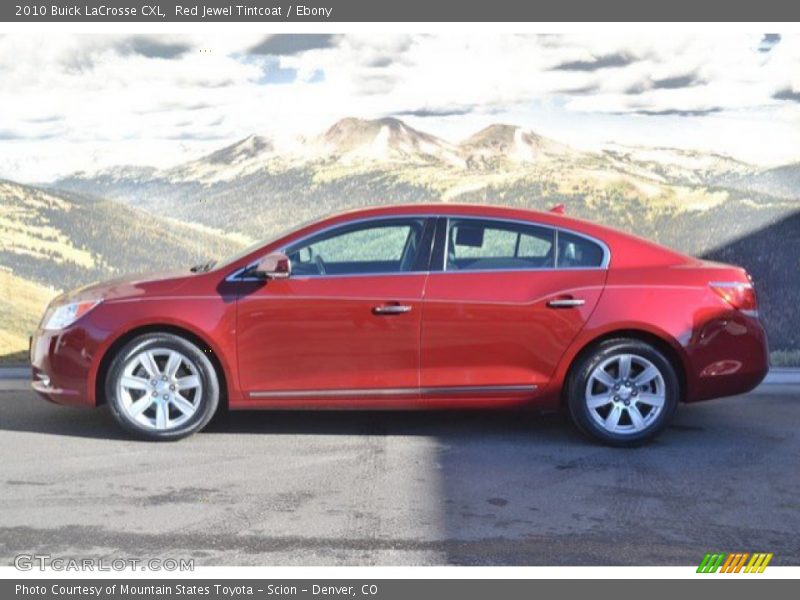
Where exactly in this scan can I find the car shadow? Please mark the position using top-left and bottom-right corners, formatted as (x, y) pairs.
(0, 392), (131, 441)
(0, 388), (577, 442)
(204, 406), (574, 440)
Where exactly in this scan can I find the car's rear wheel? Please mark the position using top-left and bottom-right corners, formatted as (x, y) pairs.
(566, 338), (679, 446)
(106, 333), (219, 440)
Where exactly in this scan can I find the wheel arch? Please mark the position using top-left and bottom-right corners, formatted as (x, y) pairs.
(559, 328), (688, 406)
(94, 324), (230, 409)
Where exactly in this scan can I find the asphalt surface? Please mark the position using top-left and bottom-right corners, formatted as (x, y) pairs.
(0, 378), (798, 566)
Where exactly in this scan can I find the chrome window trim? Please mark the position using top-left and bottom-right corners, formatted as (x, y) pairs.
(555, 226), (611, 269)
(227, 215), (434, 282)
(443, 215), (610, 272)
(441, 215), (449, 272)
(282, 215), (430, 256)
(249, 384), (537, 398)
(708, 281), (753, 288)
(226, 212), (611, 282)
(225, 265), (259, 282)
(554, 229), (560, 267)
(226, 266), (431, 283)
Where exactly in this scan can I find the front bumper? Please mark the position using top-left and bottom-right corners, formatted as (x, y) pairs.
(30, 326), (95, 407)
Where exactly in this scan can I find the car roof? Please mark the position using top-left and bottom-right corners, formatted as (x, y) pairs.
(323, 203), (621, 243)
(329, 202), (583, 228)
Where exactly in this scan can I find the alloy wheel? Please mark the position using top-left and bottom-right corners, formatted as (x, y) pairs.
(584, 353), (666, 435)
(117, 347), (202, 431)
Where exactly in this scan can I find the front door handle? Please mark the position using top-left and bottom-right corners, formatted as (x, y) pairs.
(546, 298), (586, 308)
(372, 304), (412, 315)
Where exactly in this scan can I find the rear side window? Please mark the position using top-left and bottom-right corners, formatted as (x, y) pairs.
(557, 231), (605, 268)
(447, 219), (555, 271)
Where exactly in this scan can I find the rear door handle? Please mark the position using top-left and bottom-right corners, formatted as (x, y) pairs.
(372, 304), (412, 315)
(546, 298), (586, 308)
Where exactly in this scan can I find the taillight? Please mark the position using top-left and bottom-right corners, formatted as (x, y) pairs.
(709, 281), (758, 317)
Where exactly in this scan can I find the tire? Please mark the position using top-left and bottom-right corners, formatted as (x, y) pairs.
(105, 333), (220, 441)
(566, 338), (679, 447)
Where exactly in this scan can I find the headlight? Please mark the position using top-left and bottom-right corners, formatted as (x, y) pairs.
(42, 300), (102, 330)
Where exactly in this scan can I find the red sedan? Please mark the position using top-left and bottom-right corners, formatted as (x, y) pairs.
(30, 204), (769, 445)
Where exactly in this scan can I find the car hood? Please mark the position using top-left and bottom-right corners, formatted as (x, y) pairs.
(56, 270), (194, 304)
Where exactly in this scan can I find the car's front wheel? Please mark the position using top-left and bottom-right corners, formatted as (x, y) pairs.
(566, 338), (679, 446)
(105, 333), (219, 440)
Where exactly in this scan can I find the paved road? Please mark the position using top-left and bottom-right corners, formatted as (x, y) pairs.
(0, 380), (798, 566)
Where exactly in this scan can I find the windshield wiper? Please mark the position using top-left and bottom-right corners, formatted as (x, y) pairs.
(190, 259), (217, 273)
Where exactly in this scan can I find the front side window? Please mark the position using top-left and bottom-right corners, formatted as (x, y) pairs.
(285, 218), (427, 276)
(447, 218), (555, 271)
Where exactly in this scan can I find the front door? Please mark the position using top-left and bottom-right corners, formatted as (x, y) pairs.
(236, 217), (433, 402)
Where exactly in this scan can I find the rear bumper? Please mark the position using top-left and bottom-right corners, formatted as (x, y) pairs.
(30, 326), (95, 407)
(687, 312), (770, 402)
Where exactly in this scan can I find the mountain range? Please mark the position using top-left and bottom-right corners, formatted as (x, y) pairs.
(54, 116), (796, 186)
(50, 117), (799, 256)
(0, 116), (797, 361)
(0, 179), (243, 360)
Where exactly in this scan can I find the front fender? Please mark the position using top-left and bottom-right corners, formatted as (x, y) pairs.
(86, 297), (241, 406)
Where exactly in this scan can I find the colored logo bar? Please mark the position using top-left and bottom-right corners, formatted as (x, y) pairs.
(697, 552), (773, 573)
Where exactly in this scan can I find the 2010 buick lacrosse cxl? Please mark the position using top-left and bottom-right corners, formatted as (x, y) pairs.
(30, 204), (769, 445)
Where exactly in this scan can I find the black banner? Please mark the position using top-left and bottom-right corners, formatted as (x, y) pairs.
(3, 0), (800, 22)
(5, 579), (800, 600)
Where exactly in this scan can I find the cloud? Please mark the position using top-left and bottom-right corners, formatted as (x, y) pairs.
(133, 101), (213, 115)
(394, 106), (474, 117)
(759, 34), (782, 53)
(0, 128), (57, 140)
(621, 72), (706, 95)
(160, 132), (230, 141)
(551, 52), (636, 71)
(773, 88), (800, 102)
(2, 32), (800, 180)
(652, 73), (704, 89)
(629, 107), (723, 117)
(248, 34), (337, 56)
(26, 114), (64, 123)
(0, 129), (24, 139)
(366, 56), (394, 68)
(116, 36), (192, 59)
(558, 83), (602, 95)
(354, 72), (398, 95)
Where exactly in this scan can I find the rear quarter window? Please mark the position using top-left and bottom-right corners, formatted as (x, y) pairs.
(557, 231), (606, 268)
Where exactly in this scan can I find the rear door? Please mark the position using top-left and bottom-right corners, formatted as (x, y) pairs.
(420, 217), (608, 392)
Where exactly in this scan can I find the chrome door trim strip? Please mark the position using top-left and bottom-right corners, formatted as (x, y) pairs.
(421, 385), (536, 395)
(249, 384), (537, 399)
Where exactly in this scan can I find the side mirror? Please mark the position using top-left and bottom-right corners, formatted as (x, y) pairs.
(253, 252), (292, 280)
